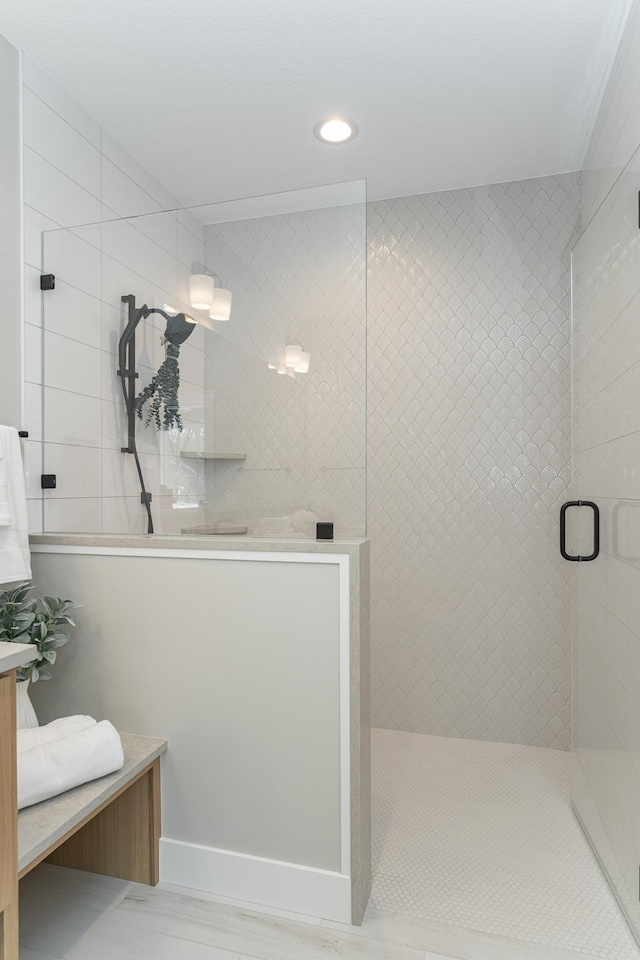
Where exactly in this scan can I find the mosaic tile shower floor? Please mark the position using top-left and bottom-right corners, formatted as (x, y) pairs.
(371, 727), (639, 959)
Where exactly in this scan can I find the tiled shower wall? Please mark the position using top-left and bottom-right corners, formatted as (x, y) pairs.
(367, 175), (580, 748)
(203, 204), (367, 538)
(202, 175), (580, 748)
(21, 55), (207, 535)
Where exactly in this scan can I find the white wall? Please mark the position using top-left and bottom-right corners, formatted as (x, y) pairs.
(0, 34), (22, 431)
(572, 0), (640, 937)
(21, 55), (206, 537)
(581, 2), (640, 231)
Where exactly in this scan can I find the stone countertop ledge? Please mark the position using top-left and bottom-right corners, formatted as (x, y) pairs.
(29, 533), (368, 556)
(0, 641), (37, 673)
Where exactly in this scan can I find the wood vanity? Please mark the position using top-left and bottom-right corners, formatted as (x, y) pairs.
(0, 642), (36, 960)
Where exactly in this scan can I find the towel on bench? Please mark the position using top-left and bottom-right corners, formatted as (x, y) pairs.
(17, 715), (96, 754)
(18, 719), (124, 810)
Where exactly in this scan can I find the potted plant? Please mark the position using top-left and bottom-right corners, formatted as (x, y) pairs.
(0, 583), (77, 729)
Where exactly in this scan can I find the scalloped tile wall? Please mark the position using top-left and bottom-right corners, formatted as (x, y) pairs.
(203, 173), (580, 749)
(203, 203), (367, 538)
(367, 174), (580, 748)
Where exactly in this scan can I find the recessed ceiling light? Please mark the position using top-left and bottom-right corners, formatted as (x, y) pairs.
(313, 117), (358, 144)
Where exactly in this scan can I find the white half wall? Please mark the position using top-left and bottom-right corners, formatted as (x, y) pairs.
(29, 545), (359, 921)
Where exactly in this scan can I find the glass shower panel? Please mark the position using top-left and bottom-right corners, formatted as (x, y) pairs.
(40, 180), (366, 538)
(571, 149), (640, 940)
(199, 181), (367, 539)
(41, 209), (207, 535)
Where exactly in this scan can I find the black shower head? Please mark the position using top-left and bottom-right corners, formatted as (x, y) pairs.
(163, 312), (196, 346)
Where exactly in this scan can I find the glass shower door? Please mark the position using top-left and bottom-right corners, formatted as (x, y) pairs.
(571, 151), (640, 941)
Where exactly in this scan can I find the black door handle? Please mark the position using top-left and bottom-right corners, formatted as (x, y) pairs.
(560, 500), (600, 561)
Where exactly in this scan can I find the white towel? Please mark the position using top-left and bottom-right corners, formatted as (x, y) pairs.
(0, 425), (31, 584)
(17, 715), (96, 754)
(0, 456), (9, 526)
(18, 720), (124, 810)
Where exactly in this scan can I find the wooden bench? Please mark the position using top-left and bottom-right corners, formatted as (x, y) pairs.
(18, 733), (167, 885)
(1, 713), (166, 960)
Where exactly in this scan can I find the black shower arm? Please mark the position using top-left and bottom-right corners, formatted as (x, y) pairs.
(118, 298), (173, 378)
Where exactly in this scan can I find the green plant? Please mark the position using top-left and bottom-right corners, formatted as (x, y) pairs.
(134, 342), (184, 431)
(0, 583), (76, 682)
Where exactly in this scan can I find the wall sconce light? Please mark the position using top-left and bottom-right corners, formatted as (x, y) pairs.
(270, 346), (310, 376)
(281, 344), (310, 374)
(294, 351), (310, 373)
(210, 288), (233, 321)
(193, 313), (217, 331)
(189, 274), (214, 311)
(285, 344), (302, 367)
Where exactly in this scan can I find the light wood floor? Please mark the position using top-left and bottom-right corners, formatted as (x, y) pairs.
(17, 863), (621, 960)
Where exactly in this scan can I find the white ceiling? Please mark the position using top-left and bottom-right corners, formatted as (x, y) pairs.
(0, 0), (632, 207)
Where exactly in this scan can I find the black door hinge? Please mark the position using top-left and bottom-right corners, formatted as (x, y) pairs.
(41, 474), (57, 489)
(40, 274), (55, 291)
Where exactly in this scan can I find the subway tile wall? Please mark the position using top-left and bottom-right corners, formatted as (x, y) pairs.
(22, 55), (206, 535)
(572, 0), (640, 936)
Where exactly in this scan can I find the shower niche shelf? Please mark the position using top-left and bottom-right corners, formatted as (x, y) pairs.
(180, 452), (246, 461)
(181, 523), (248, 536)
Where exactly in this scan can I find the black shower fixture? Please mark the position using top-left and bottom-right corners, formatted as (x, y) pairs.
(118, 294), (197, 534)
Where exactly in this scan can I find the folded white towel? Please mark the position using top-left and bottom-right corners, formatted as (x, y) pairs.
(0, 425), (31, 584)
(17, 715), (96, 754)
(18, 720), (124, 810)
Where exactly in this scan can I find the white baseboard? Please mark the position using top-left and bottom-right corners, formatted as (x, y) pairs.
(160, 838), (352, 923)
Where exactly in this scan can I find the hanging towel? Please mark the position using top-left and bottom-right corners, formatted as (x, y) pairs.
(0, 455), (9, 526)
(17, 715), (96, 754)
(17, 719), (124, 810)
(0, 425), (32, 584)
